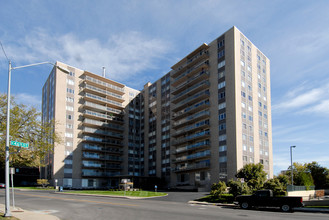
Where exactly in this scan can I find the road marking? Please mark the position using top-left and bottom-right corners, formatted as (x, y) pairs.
(15, 192), (140, 207)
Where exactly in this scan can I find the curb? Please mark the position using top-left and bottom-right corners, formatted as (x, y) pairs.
(188, 201), (329, 213)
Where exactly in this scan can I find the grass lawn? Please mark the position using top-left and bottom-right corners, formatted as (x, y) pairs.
(63, 190), (167, 197)
(15, 187), (55, 190)
(0, 213), (19, 220)
(304, 206), (329, 209)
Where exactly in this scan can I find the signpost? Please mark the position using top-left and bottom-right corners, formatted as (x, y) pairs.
(10, 141), (29, 148)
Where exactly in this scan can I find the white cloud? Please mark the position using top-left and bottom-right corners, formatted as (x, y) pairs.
(14, 93), (41, 108)
(6, 28), (172, 83)
(272, 81), (329, 116)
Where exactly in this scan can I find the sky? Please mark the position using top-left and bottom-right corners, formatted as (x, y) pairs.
(0, 0), (328, 175)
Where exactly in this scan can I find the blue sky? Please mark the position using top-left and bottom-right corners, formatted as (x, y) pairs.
(1, 0), (328, 175)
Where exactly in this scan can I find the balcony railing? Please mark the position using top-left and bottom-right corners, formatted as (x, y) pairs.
(82, 144), (123, 154)
(175, 140), (210, 154)
(83, 101), (121, 114)
(174, 161), (210, 172)
(174, 119), (210, 137)
(172, 80), (210, 102)
(173, 110), (210, 127)
(82, 118), (123, 130)
(82, 84), (123, 100)
(83, 110), (123, 122)
(85, 93), (122, 107)
(82, 135), (122, 145)
(82, 127), (123, 138)
(172, 71), (209, 94)
(173, 130), (210, 145)
(174, 150), (210, 163)
(84, 75), (124, 93)
(173, 90), (210, 108)
(81, 169), (121, 177)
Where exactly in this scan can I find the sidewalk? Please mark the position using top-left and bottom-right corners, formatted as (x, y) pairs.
(0, 204), (60, 220)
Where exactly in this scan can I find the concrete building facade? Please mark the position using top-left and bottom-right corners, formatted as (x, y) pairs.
(42, 26), (272, 190)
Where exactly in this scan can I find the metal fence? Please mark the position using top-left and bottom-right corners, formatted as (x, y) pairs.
(287, 185), (315, 192)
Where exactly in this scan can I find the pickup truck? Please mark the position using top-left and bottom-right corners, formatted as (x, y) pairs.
(236, 189), (304, 212)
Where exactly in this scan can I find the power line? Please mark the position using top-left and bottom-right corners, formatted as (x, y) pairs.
(0, 40), (10, 62)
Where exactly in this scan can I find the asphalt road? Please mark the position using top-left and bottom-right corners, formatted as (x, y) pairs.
(1, 190), (328, 220)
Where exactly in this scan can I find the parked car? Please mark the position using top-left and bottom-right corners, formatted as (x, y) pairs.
(0, 183), (5, 188)
(236, 189), (304, 212)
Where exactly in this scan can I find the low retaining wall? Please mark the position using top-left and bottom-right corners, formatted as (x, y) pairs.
(287, 190), (325, 201)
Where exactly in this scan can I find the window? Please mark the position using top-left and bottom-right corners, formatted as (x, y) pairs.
(66, 97), (74, 102)
(241, 60), (245, 67)
(248, 96), (252, 101)
(243, 156), (247, 162)
(218, 81), (226, 89)
(67, 114), (72, 120)
(66, 124), (73, 129)
(219, 112), (226, 120)
(218, 50), (225, 58)
(65, 132), (73, 138)
(242, 134), (246, 140)
(219, 145), (227, 152)
(241, 70), (245, 77)
(218, 102), (226, 110)
(218, 71), (225, 79)
(249, 146), (254, 152)
(219, 156), (227, 163)
(69, 72), (75, 77)
(64, 159), (72, 165)
(249, 116), (253, 121)
(67, 88), (74, 94)
(241, 91), (246, 98)
(242, 112), (246, 119)
(66, 106), (74, 111)
(219, 134), (227, 141)
(66, 79), (74, 85)
(241, 102), (246, 108)
(243, 145), (247, 151)
(248, 106), (253, 112)
(219, 123), (226, 131)
(218, 60), (225, 69)
(66, 142), (73, 147)
(241, 81), (245, 87)
(64, 168), (72, 173)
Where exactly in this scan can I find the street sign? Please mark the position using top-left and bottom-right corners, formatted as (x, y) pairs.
(10, 141), (29, 148)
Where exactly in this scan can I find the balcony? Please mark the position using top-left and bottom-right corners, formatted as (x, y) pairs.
(174, 150), (210, 163)
(174, 119), (210, 137)
(82, 144), (123, 154)
(82, 101), (122, 115)
(172, 90), (210, 111)
(84, 93), (123, 109)
(82, 135), (122, 146)
(83, 110), (123, 123)
(83, 75), (125, 95)
(172, 71), (210, 95)
(81, 169), (121, 177)
(81, 118), (123, 131)
(173, 110), (210, 129)
(171, 43), (209, 78)
(172, 98), (210, 118)
(172, 80), (210, 104)
(175, 140), (210, 154)
(81, 84), (124, 103)
(173, 160), (210, 173)
(172, 130), (210, 146)
(81, 127), (123, 139)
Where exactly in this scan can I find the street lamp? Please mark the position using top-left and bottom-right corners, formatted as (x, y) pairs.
(4, 61), (69, 217)
(290, 145), (296, 188)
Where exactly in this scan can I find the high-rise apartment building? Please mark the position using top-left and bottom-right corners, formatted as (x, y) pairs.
(42, 26), (272, 190)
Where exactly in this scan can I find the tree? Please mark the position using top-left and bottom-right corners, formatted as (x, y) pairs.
(37, 179), (49, 188)
(235, 163), (267, 192)
(286, 162), (314, 187)
(0, 93), (62, 168)
(210, 181), (227, 198)
(227, 179), (251, 197)
(306, 162), (329, 189)
(263, 177), (286, 196)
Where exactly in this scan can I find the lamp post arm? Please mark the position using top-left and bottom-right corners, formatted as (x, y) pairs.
(11, 62), (55, 70)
